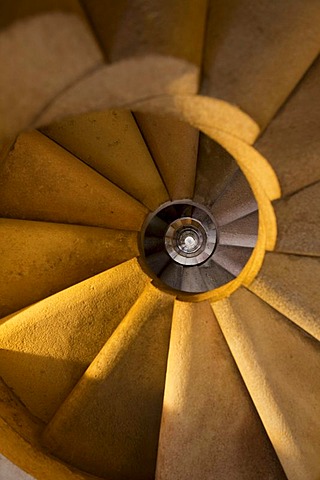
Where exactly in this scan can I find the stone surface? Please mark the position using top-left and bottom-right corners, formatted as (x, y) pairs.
(211, 169), (257, 226)
(42, 110), (169, 210)
(213, 288), (320, 480)
(0, 131), (148, 230)
(0, 218), (138, 318)
(43, 284), (174, 480)
(193, 134), (239, 206)
(256, 56), (320, 196)
(273, 181), (320, 256)
(201, 0), (320, 128)
(249, 252), (320, 341)
(0, 259), (149, 422)
(134, 112), (198, 200)
(156, 300), (286, 480)
(0, 10), (102, 140)
(219, 211), (258, 248)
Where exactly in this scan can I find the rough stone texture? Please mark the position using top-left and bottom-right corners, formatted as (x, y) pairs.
(219, 211), (258, 248)
(255, 55), (320, 196)
(193, 134), (239, 206)
(135, 112), (198, 200)
(213, 245), (253, 276)
(273, 181), (320, 256)
(249, 252), (320, 341)
(0, 218), (138, 318)
(43, 284), (174, 480)
(0, 259), (149, 422)
(156, 300), (286, 480)
(213, 288), (320, 480)
(201, 0), (320, 128)
(211, 169), (257, 226)
(42, 110), (169, 210)
(0, 11), (102, 140)
(0, 131), (148, 230)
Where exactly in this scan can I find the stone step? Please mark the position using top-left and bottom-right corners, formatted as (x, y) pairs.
(193, 134), (239, 207)
(249, 252), (320, 341)
(213, 244), (253, 276)
(273, 181), (320, 256)
(0, 218), (138, 318)
(156, 300), (286, 480)
(0, 259), (149, 422)
(134, 113), (198, 201)
(201, 0), (320, 129)
(42, 110), (169, 210)
(43, 284), (174, 480)
(219, 211), (258, 248)
(213, 288), (320, 480)
(0, 1), (102, 141)
(211, 169), (257, 226)
(256, 56), (320, 196)
(0, 131), (148, 230)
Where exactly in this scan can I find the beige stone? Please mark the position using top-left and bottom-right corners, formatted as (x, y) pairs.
(202, 0), (320, 128)
(134, 112), (198, 200)
(156, 300), (285, 480)
(0, 218), (138, 318)
(0, 259), (149, 422)
(249, 252), (320, 341)
(256, 56), (320, 196)
(0, 131), (148, 230)
(43, 284), (174, 480)
(0, 11), (102, 141)
(213, 288), (320, 480)
(42, 110), (169, 210)
(273, 181), (320, 256)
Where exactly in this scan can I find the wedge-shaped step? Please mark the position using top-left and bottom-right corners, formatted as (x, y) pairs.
(156, 300), (286, 480)
(0, 259), (149, 422)
(0, 131), (147, 230)
(273, 181), (320, 256)
(213, 288), (320, 480)
(134, 113), (198, 200)
(219, 211), (258, 248)
(201, 0), (320, 128)
(0, 3), (102, 140)
(43, 284), (174, 480)
(211, 169), (257, 226)
(193, 134), (239, 207)
(0, 218), (138, 317)
(256, 56), (320, 196)
(249, 252), (320, 341)
(42, 110), (168, 210)
(213, 245), (253, 276)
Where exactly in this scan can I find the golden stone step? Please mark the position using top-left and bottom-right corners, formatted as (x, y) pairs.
(156, 300), (286, 480)
(42, 110), (169, 210)
(201, 0), (320, 128)
(256, 56), (320, 196)
(0, 259), (149, 422)
(249, 252), (320, 341)
(43, 284), (174, 480)
(213, 288), (320, 480)
(0, 131), (148, 230)
(0, 1), (102, 141)
(273, 181), (320, 256)
(0, 218), (138, 318)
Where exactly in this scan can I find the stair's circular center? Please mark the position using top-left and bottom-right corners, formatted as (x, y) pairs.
(165, 215), (216, 265)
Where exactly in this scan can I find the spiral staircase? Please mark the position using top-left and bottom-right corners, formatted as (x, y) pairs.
(0, 1), (320, 480)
